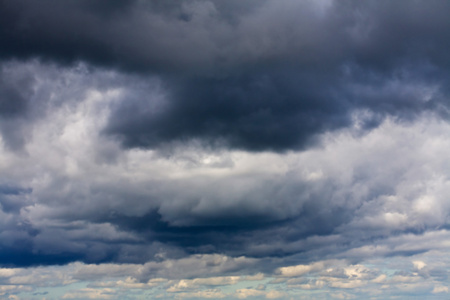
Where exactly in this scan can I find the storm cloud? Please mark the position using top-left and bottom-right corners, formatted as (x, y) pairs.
(1, 0), (450, 299)
(2, 0), (450, 151)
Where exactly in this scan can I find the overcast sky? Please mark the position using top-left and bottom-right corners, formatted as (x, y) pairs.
(1, 0), (450, 299)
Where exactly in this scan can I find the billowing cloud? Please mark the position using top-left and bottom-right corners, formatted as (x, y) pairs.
(1, 0), (450, 299)
(1, 61), (450, 268)
(2, 0), (450, 151)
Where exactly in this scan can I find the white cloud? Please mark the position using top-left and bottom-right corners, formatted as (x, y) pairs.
(413, 261), (426, 271)
(276, 262), (325, 277)
(234, 288), (287, 299)
(432, 286), (449, 294)
(175, 289), (226, 299)
(62, 288), (116, 299)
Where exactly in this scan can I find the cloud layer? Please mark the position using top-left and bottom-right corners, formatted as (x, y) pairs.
(2, 0), (450, 152)
(1, 0), (450, 298)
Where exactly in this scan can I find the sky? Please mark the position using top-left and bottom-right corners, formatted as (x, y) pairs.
(1, 0), (450, 299)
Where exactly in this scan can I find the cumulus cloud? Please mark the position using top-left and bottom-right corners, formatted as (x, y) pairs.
(0, 251), (447, 299)
(2, 0), (450, 299)
(1, 60), (450, 269)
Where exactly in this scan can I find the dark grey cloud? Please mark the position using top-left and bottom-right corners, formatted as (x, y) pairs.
(0, 184), (32, 213)
(0, 0), (264, 72)
(5, 0), (449, 73)
(1, 0), (450, 278)
(2, 0), (450, 152)
(0, 65), (36, 150)
(104, 62), (446, 151)
(105, 69), (351, 151)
